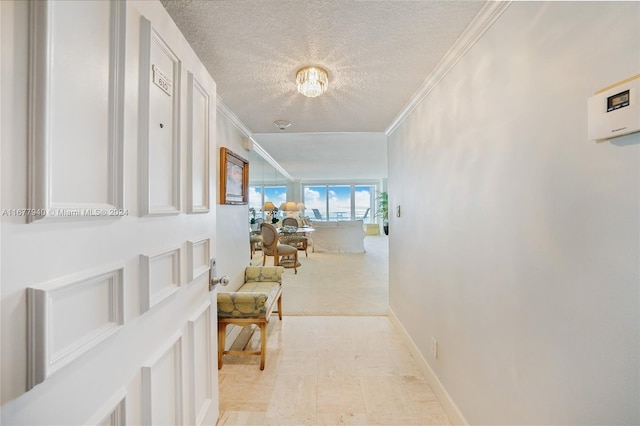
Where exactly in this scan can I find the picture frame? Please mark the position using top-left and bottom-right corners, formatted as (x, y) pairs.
(220, 147), (248, 204)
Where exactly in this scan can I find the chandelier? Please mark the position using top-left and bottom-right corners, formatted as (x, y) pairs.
(296, 66), (328, 97)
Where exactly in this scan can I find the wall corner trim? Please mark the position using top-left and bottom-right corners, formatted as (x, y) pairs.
(216, 95), (252, 137)
(387, 308), (469, 426)
(384, 1), (511, 136)
(216, 96), (293, 181)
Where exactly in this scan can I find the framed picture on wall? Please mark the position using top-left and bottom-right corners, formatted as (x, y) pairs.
(220, 147), (248, 204)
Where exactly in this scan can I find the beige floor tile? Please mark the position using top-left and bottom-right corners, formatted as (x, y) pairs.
(266, 375), (318, 417)
(217, 317), (452, 426)
(217, 410), (266, 425)
(316, 376), (367, 413)
(366, 412), (451, 426)
(218, 373), (276, 412)
(318, 349), (361, 377)
(276, 355), (320, 376)
(315, 412), (369, 425)
(263, 412), (317, 425)
(218, 245), (453, 426)
(361, 375), (441, 417)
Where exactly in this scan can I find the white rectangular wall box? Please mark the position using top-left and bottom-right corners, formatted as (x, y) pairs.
(588, 74), (640, 142)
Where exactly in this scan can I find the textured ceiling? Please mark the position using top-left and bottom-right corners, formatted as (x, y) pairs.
(161, 0), (487, 179)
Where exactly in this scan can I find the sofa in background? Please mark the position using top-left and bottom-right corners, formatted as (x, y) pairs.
(310, 219), (366, 253)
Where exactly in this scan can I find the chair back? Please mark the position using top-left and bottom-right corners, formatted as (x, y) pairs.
(256, 217), (264, 225)
(282, 217), (298, 229)
(260, 222), (278, 251)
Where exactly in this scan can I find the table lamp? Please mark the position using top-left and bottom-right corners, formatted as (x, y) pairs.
(282, 201), (299, 217)
(261, 201), (276, 222)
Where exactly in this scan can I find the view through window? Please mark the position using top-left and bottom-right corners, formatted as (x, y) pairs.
(249, 185), (287, 220)
(303, 184), (376, 222)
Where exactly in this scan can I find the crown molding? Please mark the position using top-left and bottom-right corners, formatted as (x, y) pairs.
(216, 95), (293, 181)
(385, 1), (511, 136)
(216, 95), (253, 137)
(252, 141), (293, 181)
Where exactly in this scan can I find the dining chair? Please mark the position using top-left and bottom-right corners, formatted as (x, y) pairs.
(250, 233), (262, 259)
(261, 222), (298, 274)
(280, 217), (309, 257)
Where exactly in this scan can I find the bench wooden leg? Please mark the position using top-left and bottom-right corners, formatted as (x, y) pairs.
(277, 295), (282, 320)
(218, 322), (226, 369)
(259, 322), (267, 370)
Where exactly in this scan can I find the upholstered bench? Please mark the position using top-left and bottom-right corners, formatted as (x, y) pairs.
(216, 266), (284, 370)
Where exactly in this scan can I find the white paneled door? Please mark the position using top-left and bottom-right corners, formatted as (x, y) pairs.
(1, 1), (219, 424)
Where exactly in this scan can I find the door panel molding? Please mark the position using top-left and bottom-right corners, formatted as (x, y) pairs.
(27, 264), (125, 389)
(27, 0), (125, 222)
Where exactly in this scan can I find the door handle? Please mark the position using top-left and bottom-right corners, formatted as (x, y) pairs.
(209, 275), (229, 291)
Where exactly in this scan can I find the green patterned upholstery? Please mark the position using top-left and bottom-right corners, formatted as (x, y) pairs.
(217, 266), (285, 370)
(217, 266), (283, 318)
(245, 266), (284, 283)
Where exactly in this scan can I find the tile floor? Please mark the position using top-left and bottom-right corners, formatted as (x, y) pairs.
(217, 316), (452, 425)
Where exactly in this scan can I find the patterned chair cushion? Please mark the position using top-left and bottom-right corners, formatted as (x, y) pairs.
(245, 266), (284, 283)
(217, 266), (283, 318)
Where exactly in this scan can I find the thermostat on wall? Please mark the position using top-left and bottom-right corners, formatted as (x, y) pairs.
(588, 74), (640, 142)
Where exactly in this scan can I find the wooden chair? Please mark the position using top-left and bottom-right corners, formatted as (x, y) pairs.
(261, 222), (298, 274)
(250, 234), (262, 259)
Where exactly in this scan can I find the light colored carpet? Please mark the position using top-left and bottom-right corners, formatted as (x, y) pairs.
(251, 236), (389, 315)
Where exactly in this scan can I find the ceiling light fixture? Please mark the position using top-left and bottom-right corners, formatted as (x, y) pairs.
(296, 66), (328, 98)
(273, 120), (292, 130)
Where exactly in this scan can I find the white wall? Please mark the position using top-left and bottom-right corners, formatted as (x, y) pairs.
(215, 112), (253, 291)
(388, 2), (639, 425)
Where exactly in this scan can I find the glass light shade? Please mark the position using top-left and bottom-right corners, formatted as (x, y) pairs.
(296, 202), (305, 211)
(296, 66), (328, 97)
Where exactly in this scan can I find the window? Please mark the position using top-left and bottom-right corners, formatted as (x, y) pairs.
(303, 183), (376, 222)
(328, 185), (350, 221)
(303, 185), (327, 220)
(354, 185), (374, 223)
(249, 186), (262, 213)
(249, 185), (286, 219)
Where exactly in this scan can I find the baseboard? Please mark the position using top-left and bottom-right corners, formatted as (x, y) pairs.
(387, 307), (468, 426)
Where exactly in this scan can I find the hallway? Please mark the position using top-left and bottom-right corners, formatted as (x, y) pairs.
(249, 235), (389, 315)
(218, 235), (451, 425)
(217, 316), (451, 425)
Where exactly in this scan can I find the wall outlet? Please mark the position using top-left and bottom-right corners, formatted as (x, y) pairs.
(431, 337), (438, 359)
